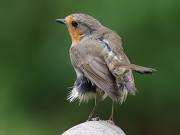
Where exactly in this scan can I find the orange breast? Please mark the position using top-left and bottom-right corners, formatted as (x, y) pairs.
(65, 16), (81, 45)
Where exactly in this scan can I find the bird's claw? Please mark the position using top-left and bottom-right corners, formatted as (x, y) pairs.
(87, 116), (100, 121)
(106, 119), (115, 125)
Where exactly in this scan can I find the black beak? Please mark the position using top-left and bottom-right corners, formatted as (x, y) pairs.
(56, 19), (65, 24)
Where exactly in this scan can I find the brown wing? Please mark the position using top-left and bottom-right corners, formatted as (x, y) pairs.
(102, 30), (136, 96)
(70, 44), (119, 100)
(103, 30), (156, 96)
(80, 58), (119, 99)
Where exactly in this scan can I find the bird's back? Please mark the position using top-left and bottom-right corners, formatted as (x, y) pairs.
(96, 27), (137, 98)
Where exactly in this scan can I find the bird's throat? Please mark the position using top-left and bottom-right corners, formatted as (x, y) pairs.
(69, 30), (82, 45)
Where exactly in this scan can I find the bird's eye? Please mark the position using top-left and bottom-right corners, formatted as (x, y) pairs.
(72, 21), (78, 28)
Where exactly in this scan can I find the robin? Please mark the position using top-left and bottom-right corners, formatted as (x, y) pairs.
(56, 13), (156, 121)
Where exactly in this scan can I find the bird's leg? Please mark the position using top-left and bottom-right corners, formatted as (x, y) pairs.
(108, 101), (115, 122)
(88, 95), (99, 121)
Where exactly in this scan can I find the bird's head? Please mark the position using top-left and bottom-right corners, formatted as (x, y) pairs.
(56, 13), (102, 45)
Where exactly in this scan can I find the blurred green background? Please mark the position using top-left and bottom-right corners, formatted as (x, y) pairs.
(0, 0), (180, 135)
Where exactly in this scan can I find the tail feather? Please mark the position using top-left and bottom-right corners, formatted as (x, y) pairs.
(129, 64), (157, 74)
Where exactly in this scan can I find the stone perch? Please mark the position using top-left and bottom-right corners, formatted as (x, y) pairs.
(62, 120), (126, 135)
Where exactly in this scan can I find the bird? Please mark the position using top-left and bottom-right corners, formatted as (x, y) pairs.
(56, 13), (156, 121)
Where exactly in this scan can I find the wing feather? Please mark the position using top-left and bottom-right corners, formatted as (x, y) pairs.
(69, 39), (120, 100)
(80, 58), (119, 99)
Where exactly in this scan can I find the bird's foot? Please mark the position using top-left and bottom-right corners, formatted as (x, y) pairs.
(87, 116), (100, 121)
(89, 116), (100, 121)
(106, 119), (115, 125)
(107, 115), (115, 125)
